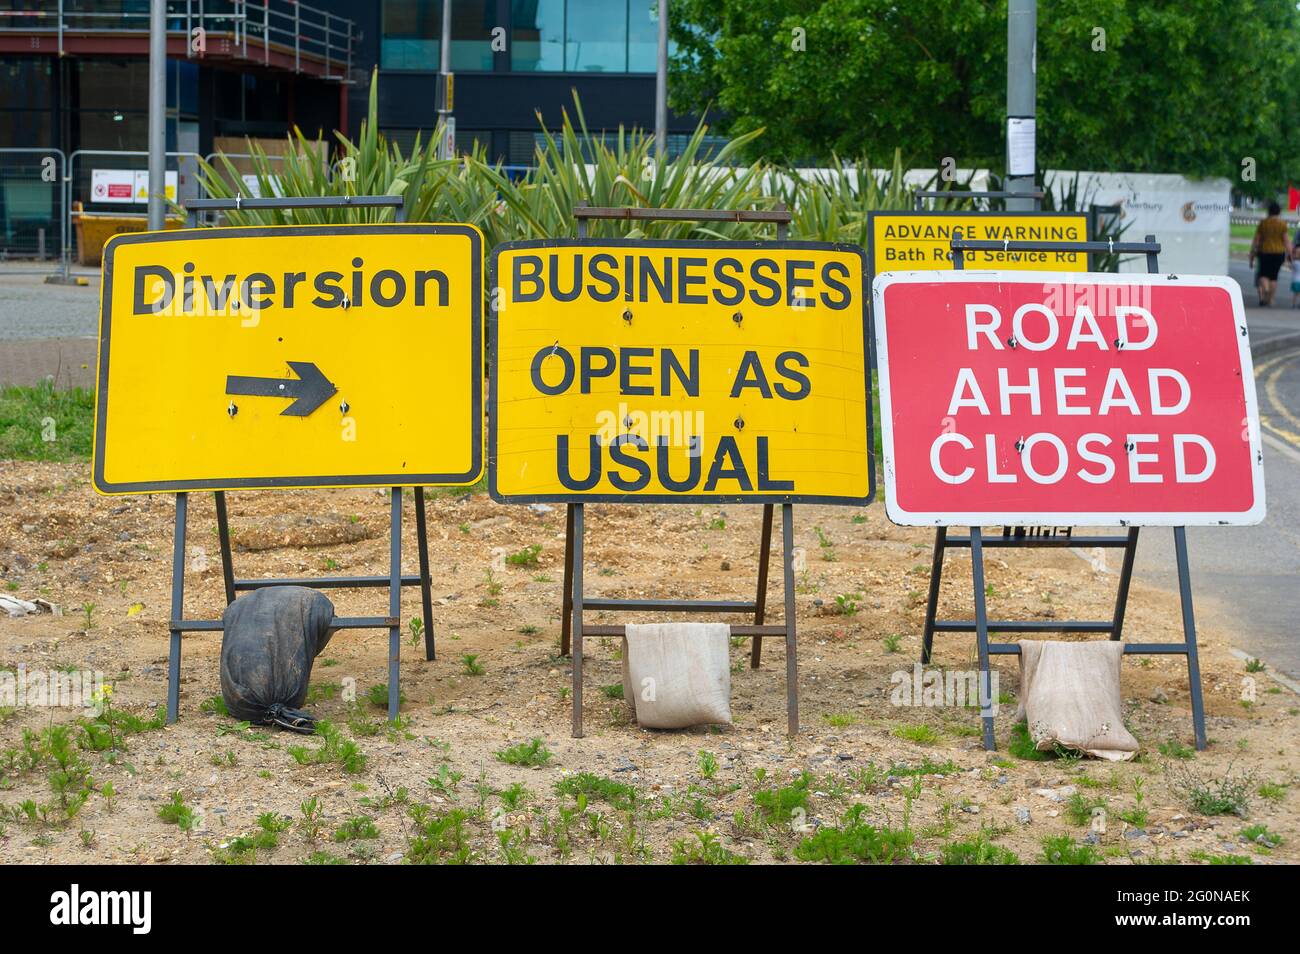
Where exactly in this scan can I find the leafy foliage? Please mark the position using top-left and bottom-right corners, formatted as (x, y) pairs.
(669, 0), (1300, 194)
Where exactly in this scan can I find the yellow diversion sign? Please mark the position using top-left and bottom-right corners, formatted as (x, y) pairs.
(93, 224), (483, 494)
(489, 239), (873, 504)
(867, 211), (1089, 281)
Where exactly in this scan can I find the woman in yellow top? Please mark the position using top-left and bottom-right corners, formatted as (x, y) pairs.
(1249, 201), (1293, 306)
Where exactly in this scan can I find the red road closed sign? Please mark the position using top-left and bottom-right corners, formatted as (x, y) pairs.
(873, 272), (1265, 526)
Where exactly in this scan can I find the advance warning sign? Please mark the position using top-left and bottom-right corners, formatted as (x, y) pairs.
(873, 271), (1265, 526)
(94, 224), (483, 494)
(489, 239), (873, 504)
(867, 212), (1088, 283)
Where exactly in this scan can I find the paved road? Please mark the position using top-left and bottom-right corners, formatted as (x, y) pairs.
(1227, 257), (1300, 349)
(0, 266), (100, 389)
(1131, 258), (1300, 680)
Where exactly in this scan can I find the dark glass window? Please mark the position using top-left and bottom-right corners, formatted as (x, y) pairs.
(382, 0), (497, 71)
(511, 0), (565, 72)
(0, 58), (56, 113)
(510, 1), (672, 74)
(76, 59), (149, 112)
(565, 0), (627, 72)
(75, 60), (149, 151)
(627, 0), (661, 73)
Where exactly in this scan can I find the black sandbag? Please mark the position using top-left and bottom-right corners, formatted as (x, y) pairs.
(219, 586), (335, 732)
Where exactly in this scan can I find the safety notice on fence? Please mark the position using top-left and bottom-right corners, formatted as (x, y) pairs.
(93, 224), (483, 494)
(488, 239), (873, 504)
(873, 271), (1265, 526)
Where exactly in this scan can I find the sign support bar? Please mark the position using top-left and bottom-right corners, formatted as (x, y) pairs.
(921, 233), (1207, 750)
(912, 189), (1044, 210)
(561, 204), (801, 737)
(166, 487), (430, 723)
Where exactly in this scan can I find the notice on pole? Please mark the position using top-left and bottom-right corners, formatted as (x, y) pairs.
(1007, 117), (1036, 177)
(872, 271), (1264, 526)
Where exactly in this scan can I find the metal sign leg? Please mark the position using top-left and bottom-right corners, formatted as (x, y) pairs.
(414, 487), (436, 661)
(214, 491), (236, 606)
(1109, 527), (1140, 640)
(1174, 526), (1208, 750)
(782, 504), (799, 735)
(968, 526), (996, 750)
(166, 493), (189, 724)
(560, 503), (576, 656)
(387, 488), (403, 722)
(751, 503), (774, 669)
(570, 503), (586, 738)
(920, 527), (947, 664)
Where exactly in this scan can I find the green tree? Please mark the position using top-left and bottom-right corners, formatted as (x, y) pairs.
(670, 0), (1300, 193)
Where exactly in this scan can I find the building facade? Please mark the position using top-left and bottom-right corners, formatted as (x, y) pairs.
(358, 0), (695, 165)
(0, 1), (695, 257)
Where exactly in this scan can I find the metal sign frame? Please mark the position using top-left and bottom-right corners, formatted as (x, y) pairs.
(912, 189), (1046, 209)
(915, 232), (1210, 752)
(145, 197), (446, 724)
(497, 204), (825, 738)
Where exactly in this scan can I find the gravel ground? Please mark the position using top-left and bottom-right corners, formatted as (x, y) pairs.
(0, 461), (1295, 865)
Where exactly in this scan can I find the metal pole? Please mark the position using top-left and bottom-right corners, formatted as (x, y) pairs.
(414, 487), (436, 661)
(782, 504), (798, 735)
(214, 491), (236, 606)
(166, 493), (188, 723)
(654, 0), (668, 158)
(387, 488), (403, 722)
(920, 527), (947, 664)
(1006, 0), (1036, 211)
(560, 503), (575, 655)
(571, 504), (585, 738)
(147, 0), (167, 231)
(438, 0), (454, 159)
(750, 503), (774, 668)
(1109, 527), (1140, 641)
(1174, 527), (1208, 750)
(968, 526), (996, 750)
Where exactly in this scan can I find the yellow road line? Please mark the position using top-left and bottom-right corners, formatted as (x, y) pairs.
(1264, 352), (1300, 435)
(1254, 348), (1300, 451)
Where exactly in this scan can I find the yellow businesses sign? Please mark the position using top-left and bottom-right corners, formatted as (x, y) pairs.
(489, 240), (873, 504)
(94, 224), (483, 494)
(868, 211), (1089, 279)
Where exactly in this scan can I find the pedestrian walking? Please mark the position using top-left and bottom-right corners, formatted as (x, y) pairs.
(1249, 201), (1292, 306)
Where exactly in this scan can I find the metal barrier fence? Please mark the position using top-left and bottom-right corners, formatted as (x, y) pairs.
(59, 149), (200, 277)
(0, 147), (66, 272)
(0, 147), (308, 274)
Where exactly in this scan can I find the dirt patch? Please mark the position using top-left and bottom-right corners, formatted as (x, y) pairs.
(0, 459), (1295, 865)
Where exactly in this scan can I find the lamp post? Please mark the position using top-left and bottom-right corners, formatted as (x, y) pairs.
(1006, 0), (1037, 210)
(147, 0), (166, 230)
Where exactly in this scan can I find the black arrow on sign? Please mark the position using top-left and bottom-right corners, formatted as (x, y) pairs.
(225, 361), (337, 417)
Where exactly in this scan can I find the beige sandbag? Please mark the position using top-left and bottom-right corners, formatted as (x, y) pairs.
(621, 623), (731, 729)
(1014, 640), (1139, 761)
